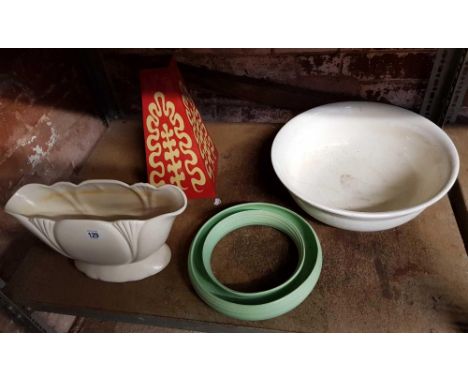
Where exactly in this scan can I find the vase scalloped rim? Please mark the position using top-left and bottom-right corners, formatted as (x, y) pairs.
(5, 179), (188, 222)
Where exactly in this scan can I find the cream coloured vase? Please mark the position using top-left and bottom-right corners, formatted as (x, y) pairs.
(5, 180), (187, 282)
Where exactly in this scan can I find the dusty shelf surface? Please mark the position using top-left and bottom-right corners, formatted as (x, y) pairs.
(5, 120), (468, 332)
(447, 126), (468, 208)
(446, 125), (468, 250)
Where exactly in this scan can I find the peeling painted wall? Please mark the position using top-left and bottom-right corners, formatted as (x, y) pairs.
(0, 49), (106, 266)
(99, 48), (463, 123)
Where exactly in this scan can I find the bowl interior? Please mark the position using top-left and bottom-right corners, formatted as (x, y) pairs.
(272, 102), (457, 213)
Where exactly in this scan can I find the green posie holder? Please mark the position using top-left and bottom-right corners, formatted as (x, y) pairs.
(188, 202), (322, 321)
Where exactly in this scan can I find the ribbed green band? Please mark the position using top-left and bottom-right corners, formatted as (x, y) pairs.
(188, 203), (322, 321)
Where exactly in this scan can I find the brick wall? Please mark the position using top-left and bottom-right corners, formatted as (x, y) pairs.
(98, 48), (463, 123)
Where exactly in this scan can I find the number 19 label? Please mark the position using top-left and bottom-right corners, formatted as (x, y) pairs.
(87, 230), (99, 239)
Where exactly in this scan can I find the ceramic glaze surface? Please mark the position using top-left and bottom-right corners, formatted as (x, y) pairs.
(5, 180), (187, 282)
(271, 102), (460, 231)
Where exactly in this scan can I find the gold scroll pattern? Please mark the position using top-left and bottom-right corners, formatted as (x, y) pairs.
(146, 91), (206, 192)
(180, 81), (217, 180)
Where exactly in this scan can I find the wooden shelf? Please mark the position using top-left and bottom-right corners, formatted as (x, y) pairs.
(446, 126), (468, 249)
(5, 120), (468, 332)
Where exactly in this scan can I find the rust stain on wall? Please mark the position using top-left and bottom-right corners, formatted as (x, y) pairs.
(342, 51), (436, 80)
(297, 53), (342, 76)
(360, 81), (427, 108)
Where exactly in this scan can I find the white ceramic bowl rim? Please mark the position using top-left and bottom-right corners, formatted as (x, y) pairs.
(271, 102), (460, 219)
(5, 179), (188, 222)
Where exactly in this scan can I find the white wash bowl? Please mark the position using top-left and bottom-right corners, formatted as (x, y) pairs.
(271, 102), (460, 231)
(5, 180), (187, 282)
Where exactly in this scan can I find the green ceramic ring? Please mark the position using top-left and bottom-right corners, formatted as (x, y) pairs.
(188, 202), (322, 321)
(201, 210), (306, 299)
